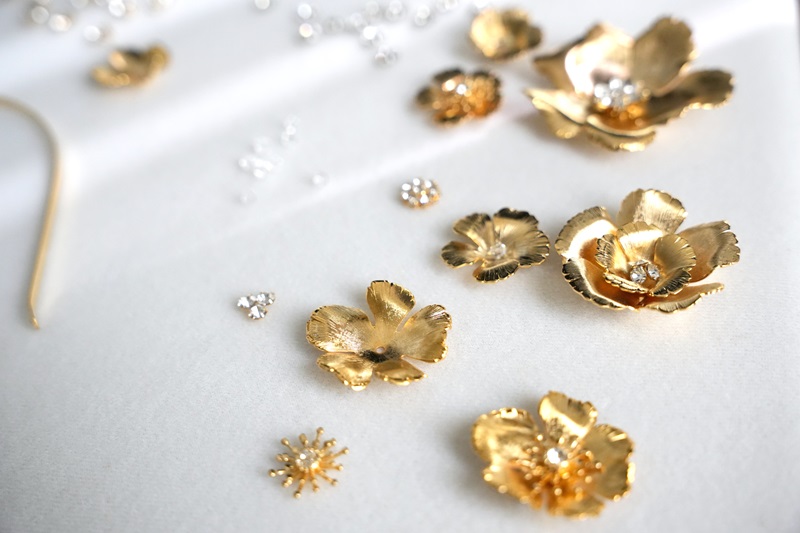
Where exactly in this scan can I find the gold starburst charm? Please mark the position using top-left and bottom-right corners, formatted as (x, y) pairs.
(417, 69), (501, 125)
(472, 391), (634, 519)
(269, 427), (348, 499)
(91, 45), (169, 88)
(557, 189), (740, 312)
(525, 18), (733, 151)
(469, 8), (542, 60)
(307, 281), (451, 390)
(441, 208), (549, 283)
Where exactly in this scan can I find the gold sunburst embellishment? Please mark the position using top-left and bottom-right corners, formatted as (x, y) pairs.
(269, 427), (348, 499)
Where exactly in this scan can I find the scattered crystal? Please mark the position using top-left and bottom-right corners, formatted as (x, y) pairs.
(471, 0), (491, 12)
(384, 0), (405, 20)
(629, 264), (647, 284)
(237, 292), (276, 320)
(593, 77), (640, 110)
(239, 189), (257, 205)
(359, 25), (385, 47)
(83, 25), (110, 43)
(413, 4), (433, 26)
(346, 12), (367, 32)
(363, 0), (381, 20)
(29, 5), (50, 24)
(374, 46), (398, 66)
(400, 178), (440, 208)
(485, 242), (507, 260)
(297, 3), (315, 20)
(311, 172), (329, 186)
(254, 0), (271, 10)
(107, 0), (127, 17)
(47, 13), (72, 31)
(544, 447), (568, 466)
(295, 448), (320, 469)
(435, 0), (459, 12)
(647, 263), (661, 280)
(298, 22), (322, 41)
(629, 260), (661, 284)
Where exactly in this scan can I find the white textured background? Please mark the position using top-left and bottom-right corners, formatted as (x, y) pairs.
(1, 1), (799, 532)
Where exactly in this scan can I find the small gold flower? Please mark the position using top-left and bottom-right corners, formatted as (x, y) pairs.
(525, 18), (733, 151)
(417, 69), (501, 125)
(472, 391), (634, 519)
(307, 281), (451, 390)
(441, 208), (550, 283)
(92, 45), (169, 88)
(469, 8), (542, 60)
(556, 189), (740, 312)
(269, 427), (348, 499)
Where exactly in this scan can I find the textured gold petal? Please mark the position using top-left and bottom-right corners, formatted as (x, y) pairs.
(583, 117), (656, 152)
(416, 87), (435, 107)
(474, 258), (519, 283)
(472, 407), (540, 463)
(632, 18), (694, 94)
(555, 495), (604, 518)
(651, 234), (696, 296)
(679, 221), (740, 282)
(366, 280), (415, 334)
(453, 213), (495, 249)
(644, 70), (734, 125)
(481, 462), (537, 504)
(564, 24), (634, 97)
(538, 391), (597, 441)
(555, 206), (617, 261)
(525, 89), (588, 139)
(393, 304), (451, 363)
(493, 208), (550, 266)
(373, 359), (426, 385)
(615, 221), (663, 261)
(533, 42), (578, 92)
(643, 282), (723, 313)
(562, 259), (643, 309)
(441, 241), (482, 268)
(617, 189), (687, 233)
(93, 46), (169, 88)
(316, 352), (373, 391)
(469, 8), (542, 60)
(582, 424), (634, 501)
(306, 305), (374, 353)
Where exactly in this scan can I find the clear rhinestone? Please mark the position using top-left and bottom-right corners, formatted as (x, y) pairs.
(593, 77), (640, 110)
(296, 3), (315, 20)
(298, 22), (322, 41)
(310, 172), (329, 187)
(252, 136), (273, 154)
(363, 0), (382, 20)
(48, 13), (72, 31)
(374, 46), (398, 66)
(485, 242), (507, 260)
(360, 25), (384, 47)
(435, 0), (459, 12)
(544, 447), (568, 466)
(295, 448), (320, 469)
(346, 12), (367, 32)
(413, 5), (433, 26)
(238, 189), (257, 205)
(647, 263), (661, 280)
(384, 0), (405, 21)
(400, 178), (440, 208)
(629, 263), (647, 284)
(253, 0), (271, 10)
(238, 292), (275, 319)
(454, 83), (468, 95)
(29, 5), (50, 24)
(83, 25), (110, 43)
(107, 0), (127, 17)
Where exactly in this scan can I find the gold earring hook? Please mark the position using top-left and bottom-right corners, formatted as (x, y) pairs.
(0, 97), (62, 329)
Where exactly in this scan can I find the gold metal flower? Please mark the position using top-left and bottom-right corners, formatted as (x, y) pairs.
(556, 189), (740, 312)
(269, 427), (348, 499)
(441, 208), (550, 283)
(469, 8), (542, 60)
(525, 18), (733, 151)
(306, 281), (451, 390)
(417, 69), (501, 125)
(472, 391), (634, 519)
(91, 45), (169, 88)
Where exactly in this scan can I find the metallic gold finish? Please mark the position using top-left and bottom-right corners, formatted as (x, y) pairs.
(417, 69), (501, 125)
(472, 391), (634, 519)
(526, 18), (733, 151)
(469, 9), (542, 60)
(441, 208), (549, 283)
(556, 189), (740, 312)
(269, 427), (348, 499)
(92, 45), (169, 88)
(306, 281), (451, 390)
(0, 97), (62, 329)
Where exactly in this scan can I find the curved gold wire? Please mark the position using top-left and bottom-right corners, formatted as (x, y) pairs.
(0, 97), (61, 329)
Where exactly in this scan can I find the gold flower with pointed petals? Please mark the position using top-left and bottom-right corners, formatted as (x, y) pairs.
(307, 281), (451, 390)
(469, 8), (542, 60)
(269, 428), (348, 499)
(472, 391), (634, 519)
(92, 45), (169, 88)
(442, 208), (550, 283)
(525, 18), (733, 151)
(417, 69), (501, 125)
(557, 189), (740, 312)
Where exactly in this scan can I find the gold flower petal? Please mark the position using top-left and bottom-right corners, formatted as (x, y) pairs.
(679, 221), (740, 282)
(306, 305), (374, 353)
(418, 69), (502, 124)
(525, 89), (586, 139)
(470, 8), (542, 60)
(366, 280), (415, 333)
(533, 42), (578, 92)
(538, 391), (597, 440)
(441, 241), (482, 268)
(482, 462), (538, 505)
(472, 407), (539, 463)
(373, 359), (426, 385)
(582, 424), (635, 501)
(583, 116), (657, 152)
(644, 70), (734, 125)
(562, 259), (642, 309)
(557, 495), (604, 518)
(632, 18), (694, 95)
(617, 189), (687, 234)
(92, 45), (169, 88)
(643, 282), (724, 313)
(453, 212), (495, 249)
(474, 258), (520, 283)
(651, 234), (696, 296)
(393, 304), (451, 363)
(493, 208), (550, 266)
(556, 206), (618, 261)
(316, 352), (373, 391)
(564, 24), (634, 97)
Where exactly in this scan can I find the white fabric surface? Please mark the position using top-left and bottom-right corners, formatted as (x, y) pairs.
(1, 1), (799, 531)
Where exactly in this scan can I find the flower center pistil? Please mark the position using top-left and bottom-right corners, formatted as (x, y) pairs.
(629, 260), (661, 285)
(485, 242), (507, 260)
(593, 77), (640, 111)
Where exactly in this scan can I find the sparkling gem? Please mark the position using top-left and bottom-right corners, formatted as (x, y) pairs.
(485, 241), (507, 260)
(237, 292), (276, 319)
(83, 25), (110, 43)
(252, 136), (273, 154)
(593, 77), (640, 110)
(29, 5), (50, 24)
(435, 0), (459, 12)
(296, 3), (315, 20)
(544, 447), (568, 466)
(107, 0), (127, 17)
(363, 1), (382, 20)
(629, 263), (647, 284)
(400, 178), (440, 208)
(647, 263), (661, 280)
(310, 172), (329, 187)
(47, 13), (72, 31)
(346, 12), (367, 32)
(360, 25), (384, 47)
(454, 83), (468, 95)
(254, 0), (271, 10)
(298, 22), (322, 41)
(384, 0), (405, 21)
(295, 448), (320, 468)
(413, 5), (432, 26)
(374, 46), (398, 66)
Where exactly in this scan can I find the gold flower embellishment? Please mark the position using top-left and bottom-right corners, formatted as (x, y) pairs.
(92, 45), (169, 88)
(417, 69), (501, 125)
(472, 391), (634, 519)
(526, 18), (733, 151)
(442, 208), (550, 283)
(557, 189), (740, 312)
(307, 281), (451, 390)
